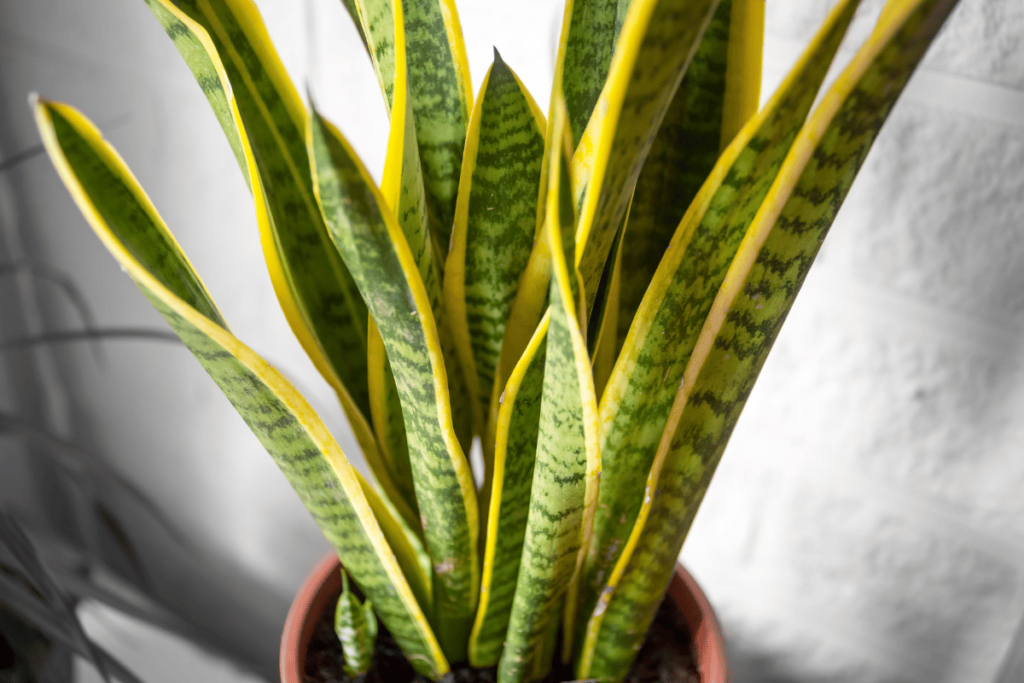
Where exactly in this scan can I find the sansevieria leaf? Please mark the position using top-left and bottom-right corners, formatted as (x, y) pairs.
(140, 0), (426, 532)
(498, 104), (599, 683)
(335, 570), (378, 677)
(34, 98), (445, 679)
(578, 0), (860, 641)
(558, 0), (621, 149)
(484, 234), (552, 458)
(446, 50), (546, 456)
(389, 0), (476, 456)
(577, 1), (959, 679)
(352, 0), (471, 248)
(615, 0), (762, 353)
(468, 312), (548, 667)
(571, 0), (719, 321)
(367, 0), (451, 527)
(308, 110), (478, 662)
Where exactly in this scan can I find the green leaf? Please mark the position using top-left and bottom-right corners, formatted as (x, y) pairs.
(367, 320), (419, 528)
(367, 0), (448, 528)
(468, 313), (547, 667)
(445, 51), (546, 455)
(558, 0), (620, 148)
(403, 0), (473, 246)
(138, 0), (423, 529)
(577, 0), (860, 648)
(482, 235), (552, 483)
(375, 0), (475, 488)
(354, 0), (472, 248)
(576, 1), (959, 679)
(497, 103), (600, 683)
(335, 571), (379, 677)
(308, 109), (479, 663)
(615, 0), (762, 354)
(34, 98), (446, 679)
(352, 0), (398, 108)
(571, 0), (720, 323)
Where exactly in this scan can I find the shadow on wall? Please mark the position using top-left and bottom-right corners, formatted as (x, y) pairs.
(0, 109), (285, 680)
(728, 641), (830, 683)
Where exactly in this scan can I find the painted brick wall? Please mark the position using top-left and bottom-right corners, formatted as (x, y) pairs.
(2, 0), (1022, 681)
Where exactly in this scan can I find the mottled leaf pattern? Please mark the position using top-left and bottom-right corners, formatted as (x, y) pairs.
(141, 0), (391, 513)
(572, 0), (719, 322)
(483, 235), (552, 469)
(354, 0), (471, 248)
(579, 0), (860, 652)
(615, 0), (742, 352)
(560, 0), (620, 148)
(468, 314), (548, 667)
(576, 1), (959, 679)
(335, 570), (378, 677)
(403, 0), (472, 246)
(354, 0), (398, 108)
(446, 52), (546, 446)
(368, 321), (419, 526)
(309, 110), (478, 663)
(34, 99), (446, 679)
(369, 0), (448, 526)
(498, 105), (600, 683)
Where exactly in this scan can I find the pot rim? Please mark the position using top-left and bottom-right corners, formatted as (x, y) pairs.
(281, 553), (729, 682)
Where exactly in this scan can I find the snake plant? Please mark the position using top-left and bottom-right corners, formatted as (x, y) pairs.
(33, 0), (960, 680)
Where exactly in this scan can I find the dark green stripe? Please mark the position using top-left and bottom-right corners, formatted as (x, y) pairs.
(461, 53), (545, 426)
(575, 0), (719, 323)
(151, 0), (372, 420)
(310, 110), (476, 663)
(582, 1), (959, 677)
(579, 0), (857, 637)
(562, 0), (619, 148)
(615, 0), (732, 354)
(469, 328), (546, 667)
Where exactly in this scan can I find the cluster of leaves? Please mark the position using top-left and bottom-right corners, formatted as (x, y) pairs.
(32, 0), (959, 681)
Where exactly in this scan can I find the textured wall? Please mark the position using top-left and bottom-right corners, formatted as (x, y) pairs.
(0, 0), (1021, 681)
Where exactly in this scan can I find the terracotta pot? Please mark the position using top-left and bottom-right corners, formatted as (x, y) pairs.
(281, 553), (729, 682)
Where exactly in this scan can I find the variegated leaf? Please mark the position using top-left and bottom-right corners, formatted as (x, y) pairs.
(497, 103), (600, 683)
(571, 0), (719, 322)
(34, 98), (444, 679)
(335, 570), (378, 677)
(576, 1), (959, 679)
(615, 0), (763, 354)
(577, 0), (860, 641)
(446, 50), (546, 454)
(353, 0), (471, 249)
(558, 0), (620, 149)
(468, 313), (548, 667)
(368, 0), (451, 525)
(308, 110), (478, 663)
(139, 0), (426, 533)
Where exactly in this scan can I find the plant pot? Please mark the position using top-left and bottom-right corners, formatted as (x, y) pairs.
(281, 553), (729, 682)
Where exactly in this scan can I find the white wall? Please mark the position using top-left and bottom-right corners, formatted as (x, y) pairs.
(1, 0), (1022, 681)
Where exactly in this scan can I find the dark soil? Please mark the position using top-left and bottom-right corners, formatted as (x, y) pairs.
(303, 594), (700, 683)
